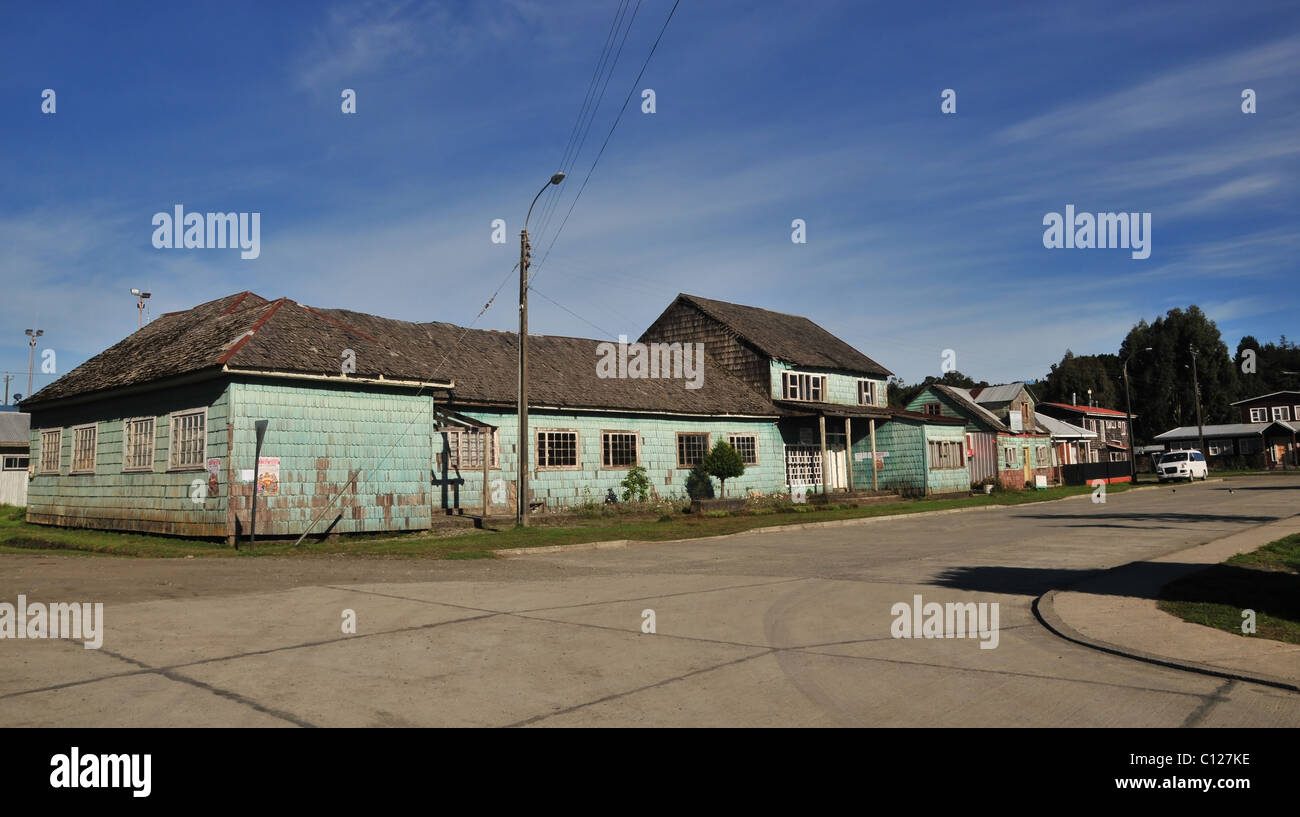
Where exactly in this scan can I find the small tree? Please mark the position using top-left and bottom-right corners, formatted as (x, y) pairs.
(620, 465), (651, 502)
(685, 465), (714, 500)
(702, 440), (745, 498)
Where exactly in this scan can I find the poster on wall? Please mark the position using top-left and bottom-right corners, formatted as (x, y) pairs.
(206, 458), (221, 497)
(256, 457), (280, 495)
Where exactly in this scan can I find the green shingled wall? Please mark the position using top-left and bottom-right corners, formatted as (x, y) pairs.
(26, 379), (232, 535)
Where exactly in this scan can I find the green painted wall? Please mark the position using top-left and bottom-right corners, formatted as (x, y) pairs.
(769, 361), (886, 408)
(456, 408), (786, 509)
(26, 379), (232, 535)
(924, 422), (971, 494)
(227, 379), (435, 537)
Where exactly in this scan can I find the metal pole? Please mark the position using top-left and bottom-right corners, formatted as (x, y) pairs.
(27, 337), (36, 397)
(1189, 346), (1205, 455)
(1123, 359), (1136, 483)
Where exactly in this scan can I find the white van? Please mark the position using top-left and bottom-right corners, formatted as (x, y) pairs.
(1157, 450), (1208, 482)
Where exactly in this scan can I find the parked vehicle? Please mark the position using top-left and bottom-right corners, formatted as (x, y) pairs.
(1156, 450), (1208, 482)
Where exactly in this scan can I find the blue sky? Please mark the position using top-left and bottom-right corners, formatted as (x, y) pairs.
(2, 0), (1296, 401)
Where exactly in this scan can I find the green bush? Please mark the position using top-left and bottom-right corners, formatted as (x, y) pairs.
(685, 466), (714, 500)
(702, 441), (745, 498)
(620, 465), (651, 502)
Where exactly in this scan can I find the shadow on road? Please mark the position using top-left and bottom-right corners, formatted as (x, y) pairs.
(1012, 512), (1279, 525)
(932, 561), (1297, 603)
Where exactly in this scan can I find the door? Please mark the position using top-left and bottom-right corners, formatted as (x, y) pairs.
(827, 444), (847, 491)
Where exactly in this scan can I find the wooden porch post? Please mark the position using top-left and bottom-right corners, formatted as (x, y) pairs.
(869, 418), (878, 491)
(845, 417), (854, 492)
(818, 414), (829, 495)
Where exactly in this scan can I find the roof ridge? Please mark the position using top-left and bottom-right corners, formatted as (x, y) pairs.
(216, 298), (289, 364)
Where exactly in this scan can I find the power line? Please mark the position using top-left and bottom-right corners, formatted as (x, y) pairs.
(530, 285), (617, 339)
(535, 0), (642, 245)
(530, 0), (681, 284)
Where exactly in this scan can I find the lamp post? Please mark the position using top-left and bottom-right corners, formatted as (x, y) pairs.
(24, 329), (43, 398)
(517, 172), (565, 527)
(1189, 345), (1205, 456)
(1121, 346), (1152, 482)
(131, 288), (151, 330)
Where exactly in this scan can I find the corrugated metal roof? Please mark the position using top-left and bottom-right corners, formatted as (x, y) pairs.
(0, 412), (30, 445)
(1154, 421), (1298, 439)
(1033, 412), (1096, 439)
(970, 383), (1023, 405)
(1038, 402), (1128, 417)
(940, 386), (1011, 431)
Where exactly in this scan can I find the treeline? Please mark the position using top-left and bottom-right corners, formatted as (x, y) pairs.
(886, 306), (1299, 444)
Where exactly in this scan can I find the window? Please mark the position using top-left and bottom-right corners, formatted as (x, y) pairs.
(1294, 406), (1300, 422)
(438, 427), (498, 470)
(2, 456), (29, 471)
(928, 440), (964, 469)
(676, 432), (709, 468)
(71, 424), (97, 473)
(857, 379), (878, 406)
(923, 402), (941, 416)
(536, 430), (578, 468)
(1239, 437), (1263, 454)
(1249, 407), (1266, 422)
(1036, 445), (1049, 466)
(1003, 446), (1018, 469)
(782, 372), (825, 402)
(169, 409), (207, 469)
(39, 429), (61, 473)
(123, 417), (156, 471)
(601, 432), (639, 468)
(1272, 406), (1291, 422)
(728, 434), (758, 465)
(1208, 439), (1233, 456)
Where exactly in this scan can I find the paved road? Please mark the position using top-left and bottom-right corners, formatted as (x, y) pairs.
(3, 476), (1298, 726)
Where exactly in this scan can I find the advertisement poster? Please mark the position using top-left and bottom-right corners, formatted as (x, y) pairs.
(256, 457), (279, 495)
(206, 457), (221, 497)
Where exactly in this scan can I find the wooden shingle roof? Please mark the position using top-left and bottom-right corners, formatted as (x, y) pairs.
(673, 294), (892, 377)
(24, 292), (777, 417)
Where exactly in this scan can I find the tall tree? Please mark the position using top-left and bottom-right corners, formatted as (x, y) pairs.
(1038, 350), (1122, 408)
(1122, 306), (1239, 443)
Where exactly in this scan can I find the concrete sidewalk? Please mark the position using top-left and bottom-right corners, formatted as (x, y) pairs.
(1039, 515), (1300, 691)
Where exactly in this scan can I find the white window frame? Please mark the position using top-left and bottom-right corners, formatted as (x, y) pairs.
(1272, 406), (1291, 422)
(438, 427), (499, 471)
(782, 371), (826, 403)
(676, 432), (710, 469)
(1249, 407), (1267, 422)
(168, 408), (208, 470)
(727, 433), (759, 466)
(70, 423), (98, 474)
(600, 430), (640, 469)
(2, 455), (29, 471)
(122, 416), (156, 472)
(1207, 439), (1233, 456)
(857, 379), (878, 407)
(536, 429), (580, 470)
(1003, 446), (1018, 469)
(38, 428), (62, 474)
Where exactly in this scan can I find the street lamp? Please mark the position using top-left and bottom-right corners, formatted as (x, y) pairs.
(1188, 345), (1205, 456)
(1121, 346), (1152, 482)
(517, 172), (565, 527)
(131, 288), (151, 330)
(24, 328), (43, 399)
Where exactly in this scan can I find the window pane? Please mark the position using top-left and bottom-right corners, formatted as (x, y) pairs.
(728, 434), (757, 465)
(603, 433), (638, 467)
(677, 433), (708, 467)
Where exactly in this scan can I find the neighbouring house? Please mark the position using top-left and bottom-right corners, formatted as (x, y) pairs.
(1036, 402), (1134, 464)
(1224, 391), (1300, 468)
(1033, 411), (1097, 469)
(1155, 422), (1298, 470)
(905, 382), (1053, 489)
(640, 294), (970, 498)
(0, 411), (30, 506)
(20, 291), (969, 539)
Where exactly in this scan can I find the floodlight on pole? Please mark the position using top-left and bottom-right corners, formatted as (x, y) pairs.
(24, 328), (43, 398)
(131, 288), (152, 330)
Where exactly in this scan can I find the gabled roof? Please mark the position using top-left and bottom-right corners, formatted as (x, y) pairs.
(666, 294), (892, 377)
(932, 385), (1010, 432)
(1230, 390), (1300, 405)
(1154, 421), (1298, 440)
(22, 292), (779, 417)
(1034, 411), (1096, 440)
(1039, 402), (1128, 418)
(968, 383), (1025, 406)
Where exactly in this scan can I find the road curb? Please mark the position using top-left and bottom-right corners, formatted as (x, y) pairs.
(495, 479), (1189, 557)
